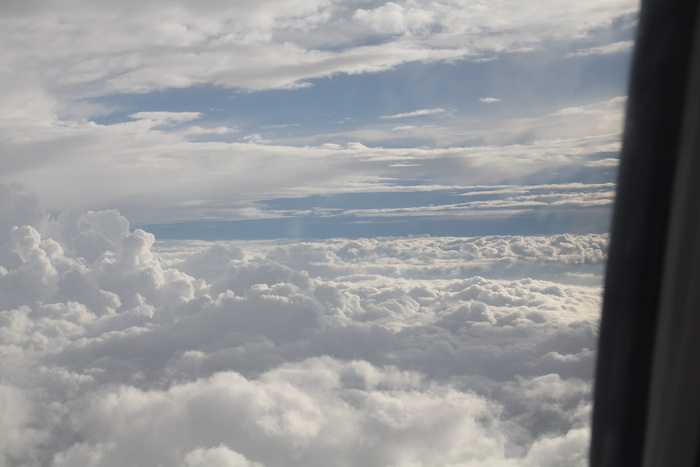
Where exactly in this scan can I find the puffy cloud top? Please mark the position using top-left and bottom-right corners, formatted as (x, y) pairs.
(0, 184), (604, 466)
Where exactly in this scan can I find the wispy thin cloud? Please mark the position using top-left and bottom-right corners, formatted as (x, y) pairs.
(567, 40), (634, 57)
(129, 111), (203, 125)
(585, 158), (619, 167)
(479, 97), (501, 103)
(380, 108), (446, 119)
(183, 126), (239, 136)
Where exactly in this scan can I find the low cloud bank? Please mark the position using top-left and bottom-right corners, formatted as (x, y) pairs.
(0, 185), (602, 466)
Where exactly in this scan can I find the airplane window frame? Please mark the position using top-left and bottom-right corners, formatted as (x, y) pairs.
(590, 0), (700, 465)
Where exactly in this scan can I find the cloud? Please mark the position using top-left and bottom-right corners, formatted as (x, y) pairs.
(128, 112), (203, 126)
(241, 133), (271, 144)
(0, 0), (632, 228)
(567, 40), (634, 57)
(0, 184), (604, 466)
(390, 125), (419, 131)
(0, 384), (45, 467)
(278, 96), (626, 154)
(480, 97), (501, 103)
(585, 158), (618, 167)
(0, 96), (624, 225)
(0, 0), (637, 122)
(183, 126), (239, 136)
(0, 0), (631, 460)
(183, 445), (265, 467)
(0, 184), (46, 244)
(380, 108), (447, 119)
(324, 184), (615, 220)
(53, 361), (511, 466)
(547, 97), (627, 118)
(354, 2), (437, 36)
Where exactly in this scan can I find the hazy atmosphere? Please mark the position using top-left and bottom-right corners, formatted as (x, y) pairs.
(1, 0), (636, 465)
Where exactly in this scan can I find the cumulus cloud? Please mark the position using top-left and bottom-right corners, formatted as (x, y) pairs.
(0, 184), (46, 244)
(0, 184), (604, 466)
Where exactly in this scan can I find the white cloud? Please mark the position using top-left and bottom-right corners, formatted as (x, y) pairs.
(241, 133), (271, 144)
(379, 108), (446, 119)
(390, 125), (419, 131)
(128, 111), (203, 126)
(183, 445), (265, 467)
(0, 95), (624, 224)
(354, 2), (437, 36)
(0, 0), (633, 227)
(480, 97), (501, 103)
(278, 96), (626, 153)
(183, 126), (239, 136)
(0, 0), (637, 122)
(567, 40), (635, 57)
(0, 1), (630, 462)
(0, 384), (45, 467)
(547, 97), (627, 118)
(585, 158), (618, 167)
(0, 184), (604, 466)
(334, 189), (614, 219)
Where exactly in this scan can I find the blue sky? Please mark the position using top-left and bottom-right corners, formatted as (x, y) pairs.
(0, 0), (637, 239)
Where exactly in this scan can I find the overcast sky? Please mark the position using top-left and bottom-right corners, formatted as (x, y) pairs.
(0, 0), (637, 238)
(0, 1), (637, 465)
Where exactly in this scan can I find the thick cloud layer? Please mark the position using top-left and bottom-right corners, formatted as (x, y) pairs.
(0, 185), (603, 466)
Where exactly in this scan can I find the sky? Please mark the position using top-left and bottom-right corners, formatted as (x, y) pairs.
(0, 0), (636, 239)
(0, 0), (638, 465)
